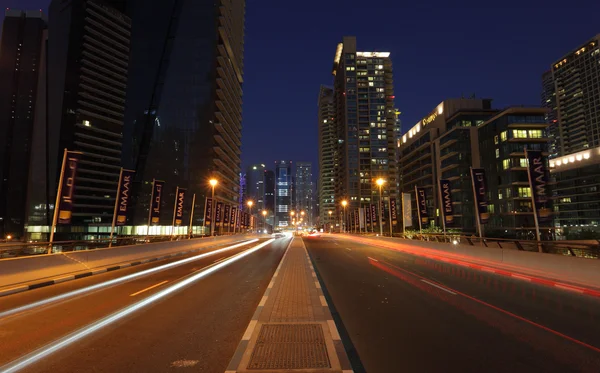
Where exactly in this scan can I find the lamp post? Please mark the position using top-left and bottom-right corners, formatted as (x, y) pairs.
(209, 178), (218, 236)
(376, 178), (385, 236)
(341, 200), (348, 233)
(247, 200), (254, 233)
(328, 211), (332, 233)
(262, 210), (267, 233)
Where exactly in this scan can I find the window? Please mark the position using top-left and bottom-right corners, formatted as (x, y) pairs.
(502, 159), (510, 170)
(500, 131), (507, 141)
(488, 204), (495, 213)
(519, 158), (528, 168)
(506, 188), (512, 198)
(518, 187), (531, 198)
(495, 149), (500, 158)
(498, 192), (503, 200)
(494, 135), (499, 144)
(528, 129), (543, 138)
(513, 129), (528, 138)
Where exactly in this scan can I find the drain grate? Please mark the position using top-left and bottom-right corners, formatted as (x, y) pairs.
(247, 324), (330, 370)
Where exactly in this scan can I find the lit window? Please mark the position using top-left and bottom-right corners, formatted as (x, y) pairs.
(500, 131), (507, 141)
(512, 130), (528, 138)
(502, 159), (510, 170)
(495, 149), (500, 158)
(519, 158), (528, 168)
(494, 135), (499, 145)
(83, 120), (91, 127)
(528, 130), (543, 138)
(518, 187), (532, 198)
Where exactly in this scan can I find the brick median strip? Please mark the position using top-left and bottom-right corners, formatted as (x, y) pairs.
(0, 240), (248, 298)
(225, 237), (354, 373)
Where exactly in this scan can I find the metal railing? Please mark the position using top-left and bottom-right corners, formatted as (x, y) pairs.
(344, 232), (600, 259)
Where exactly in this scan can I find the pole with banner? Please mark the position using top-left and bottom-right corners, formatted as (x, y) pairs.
(525, 148), (550, 250)
(49, 149), (82, 252)
(470, 168), (489, 240)
(370, 204), (376, 233)
(231, 206), (237, 234)
(402, 193), (412, 235)
(146, 179), (165, 240)
(109, 168), (135, 247)
(438, 179), (454, 238)
(215, 201), (223, 235)
(188, 193), (196, 239)
(389, 197), (397, 237)
(171, 187), (186, 239)
(415, 186), (428, 235)
(224, 204), (230, 234)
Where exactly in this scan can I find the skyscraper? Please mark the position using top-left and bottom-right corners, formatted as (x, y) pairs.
(124, 0), (246, 228)
(0, 10), (47, 238)
(544, 35), (600, 156)
(331, 36), (398, 215)
(318, 85), (336, 228)
(295, 162), (313, 226)
(263, 170), (275, 225)
(245, 163), (266, 210)
(275, 160), (291, 227)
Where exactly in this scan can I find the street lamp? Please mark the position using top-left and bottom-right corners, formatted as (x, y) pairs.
(262, 210), (267, 233)
(328, 211), (332, 233)
(376, 178), (385, 236)
(341, 200), (348, 233)
(209, 178), (218, 236)
(247, 200), (254, 233)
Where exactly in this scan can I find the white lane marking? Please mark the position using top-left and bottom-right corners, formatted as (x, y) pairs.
(420, 279), (457, 295)
(345, 248), (351, 251)
(92, 269), (107, 275)
(367, 256), (378, 262)
(259, 296), (268, 306)
(311, 272), (317, 278)
(53, 275), (75, 284)
(242, 320), (258, 340)
(315, 281), (321, 289)
(327, 320), (341, 340)
(268, 281), (274, 289)
(170, 360), (198, 368)
(0, 239), (274, 373)
(213, 257), (227, 264)
(334, 243), (339, 246)
(511, 273), (532, 281)
(555, 284), (584, 294)
(129, 280), (169, 297)
(0, 239), (259, 320)
(319, 295), (328, 306)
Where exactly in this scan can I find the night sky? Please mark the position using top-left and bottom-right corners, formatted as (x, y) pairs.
(3, 0), (600, 177)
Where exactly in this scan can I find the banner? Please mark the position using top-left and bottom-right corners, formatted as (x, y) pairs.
(470, 168), (489, 224)
(149, 180), (165, 225)
(366, 205), (371, 225)
(354, 209), (359, 228)
(115, 169), (135, 226)
(174, 187), (186, 226)
(439, 179), (454, 225)
(359, 208), (365, 229)
(370, 204), (377, 226)
(57, 151), (82, 224)
(525, 149), (551, 222)
(230, 206), (237, 227)
(390, 197), (398, 226)
(244, 212), (249, 228)
(204, 198), (213, 225)
(215, 201), (223, 223)
(415, 187), (428, 225)
(402, 193), (412, 227)
(224, 204), (230, 225)
(236, 209), (241, 228)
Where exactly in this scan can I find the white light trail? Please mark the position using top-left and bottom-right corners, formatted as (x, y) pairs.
(0, 239), (258, 320)
(0, 239), (275, 373)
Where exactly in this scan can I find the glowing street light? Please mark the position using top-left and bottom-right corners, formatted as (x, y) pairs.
(247, 200), (254, 233)
(328, 211), (332, 233)
(209, 178), (218, 236)
(341, 200), (348, 233)
(375, 178), (386, 236)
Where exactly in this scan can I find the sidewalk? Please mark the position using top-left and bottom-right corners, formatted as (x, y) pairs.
(226, 237), (352, 373)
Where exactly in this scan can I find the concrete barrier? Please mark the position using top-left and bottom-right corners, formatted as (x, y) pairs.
(342, 235), (600, 288)
(0, 235), (254, 289)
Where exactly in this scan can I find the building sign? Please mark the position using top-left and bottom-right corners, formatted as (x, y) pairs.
(230, 207), (237, 227)
(525, 149), (551, 222)
(470, 168), (489, 224)
(149, 180), (165, 225)
(174, 188), (186, 226)
(439, 179), (454, 225)
(370, 204), (377, 226)
(390, 197), (398, 226)
(58, 151), (82, 224)
(415, 187), (428, 225)
(204, 198), (213, 225)
(116, 169), (135, 226)
(215, 202), (223, 223)
(402, 193), (412, 227)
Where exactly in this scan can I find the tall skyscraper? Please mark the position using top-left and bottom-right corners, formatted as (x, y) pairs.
(543, 35), (600, 156)
(318, 85), (336, 228)
(124, 0), (246, 228)
(0, 10), (47, 238)
(263, 170), (275, 225)
(541, 70), (559, 157)
(331, 36), (398, 216)
(275, 160), (291, 227)
(246, 163), (266, 210)
(295, 162), (313, 226)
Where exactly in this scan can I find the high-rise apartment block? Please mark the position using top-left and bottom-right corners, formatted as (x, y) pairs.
(295, 162), (313, 226)
(318, 85), (336, 228)
(331, 36), (398, 216)
(0, 10), (47, 239)
(246, 163), (266, 211)
(275, 160), (291, 227)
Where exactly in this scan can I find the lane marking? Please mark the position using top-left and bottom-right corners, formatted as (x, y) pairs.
(0, 239), (275, 373)
(511, 273), (532, 281)
(367, 256), (378, 262)
(327, 320), (341, 340)
(268, 281), (274, 288)
(258, 296), (268, 306)
(315, 281), (321, 289)
(129, 280), (169, 297)
(420, 279), (457, 295)
(242, 320), (258, 340)
(319, 295), (328, 306)
(213, 257), (227, 264)
(345, 248), (351, 251)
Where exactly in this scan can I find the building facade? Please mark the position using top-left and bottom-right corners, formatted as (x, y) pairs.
(0, 10), (47, 239)
(317, 85), (336, 229)
(263, 169), (275, 226)
(295, 162), (313, 226)
(275, 160), (291, 227)
(331, 36), (398, 222)
(245, 163), (266, 211)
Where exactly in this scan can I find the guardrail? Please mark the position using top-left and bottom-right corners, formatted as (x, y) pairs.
(0, 234), (235, 259)
(343, 232), (600, 259)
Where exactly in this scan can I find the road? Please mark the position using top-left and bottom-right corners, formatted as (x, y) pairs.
(304, 235), (600, 373)
(0, 236), (290, 373)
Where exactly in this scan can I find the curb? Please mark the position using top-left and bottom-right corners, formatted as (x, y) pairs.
(0, 240), (249, 298)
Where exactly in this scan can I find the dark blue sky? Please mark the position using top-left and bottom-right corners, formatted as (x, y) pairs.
(4, 0), (600, 175)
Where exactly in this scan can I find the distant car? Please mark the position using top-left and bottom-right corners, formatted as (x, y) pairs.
(306, 230), (321, 238)
(271, 230), (285, 238)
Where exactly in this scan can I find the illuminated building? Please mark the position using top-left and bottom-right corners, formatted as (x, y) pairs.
(275, 160), (291, 227)
(245, 164), (267, 211)
(318, 85), (336, 229)
(263, 170), (275, 225)
(295, 162), (313, 226)
(331, 36), (398, 218)
(0, 10), (46, 239)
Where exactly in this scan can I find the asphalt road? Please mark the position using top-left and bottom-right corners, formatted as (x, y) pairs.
(304, 235), (600, 373)
(0, 236), (290, 373)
